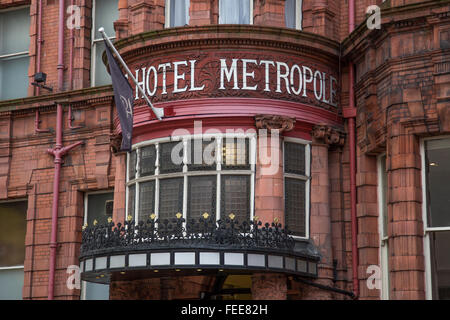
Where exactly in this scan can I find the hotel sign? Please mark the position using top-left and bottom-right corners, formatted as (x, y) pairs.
(131, 51), (338, 108)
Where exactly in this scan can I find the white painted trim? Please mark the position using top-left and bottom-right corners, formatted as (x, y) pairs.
(296, 0), (303, 30)
(0, 265), (24, 271)
(420, 139), (433, 300)
(377, 153), (389, 300)
(165, 0), (170, 28)
(0, 51), (29, 60)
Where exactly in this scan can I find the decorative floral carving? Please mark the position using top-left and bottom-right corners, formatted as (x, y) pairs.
(255, 115), (296, 134)
(312, 124), (346, 146)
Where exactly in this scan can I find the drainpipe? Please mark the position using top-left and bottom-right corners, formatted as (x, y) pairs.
(344, 0), (359, 299)
(36, 0), (43, 96)
(47, 0), (84, 300)
(68, 0), (74, 90)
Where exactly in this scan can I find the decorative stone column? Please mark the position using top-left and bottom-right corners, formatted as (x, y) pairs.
(300, 124), (344, 299)
(251, 115), (295, 301)
(251, 273), (287, 300)
(254, 115), (295, 226)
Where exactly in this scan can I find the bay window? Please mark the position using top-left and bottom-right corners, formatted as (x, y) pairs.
(165, 0), (190, 28)
(422, 137), (450, 300)
(0, 7), (30, 100)
(91, 0), (119, 86)
(283, 139), (310, 238)
(219, 0), (252, 25)
(127, 135), (255, 224)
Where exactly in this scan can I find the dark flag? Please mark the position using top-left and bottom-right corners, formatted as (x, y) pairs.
(104, 40), (134, 152)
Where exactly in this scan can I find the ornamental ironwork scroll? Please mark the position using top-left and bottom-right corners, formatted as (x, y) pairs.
(80, 216), (295, 257)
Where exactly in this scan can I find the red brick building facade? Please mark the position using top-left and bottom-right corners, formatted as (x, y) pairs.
(0, 0), (449, 300)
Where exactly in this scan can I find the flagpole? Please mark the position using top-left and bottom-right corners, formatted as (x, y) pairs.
(99, 27), (164, 121)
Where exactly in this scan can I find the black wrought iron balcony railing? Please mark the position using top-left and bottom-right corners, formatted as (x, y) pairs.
(81, 214), (296, 257)
(79, 214), (321, 284)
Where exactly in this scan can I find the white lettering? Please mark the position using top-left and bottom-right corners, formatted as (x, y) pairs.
(290, 64), (303, 95)
(276, 61), (290, 94)
(259, 60), (275, 92)
(189, 60), (205, 91)
(241, 59), (258, 91)
(158, 63), (172, 95)
(219, 58), (239, 90)
(173, 61), (188, 93)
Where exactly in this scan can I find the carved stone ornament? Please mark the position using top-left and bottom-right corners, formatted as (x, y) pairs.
(312, 124), (346, 146)
(255, 115), (296, 134)
(110, 133), (124, 154)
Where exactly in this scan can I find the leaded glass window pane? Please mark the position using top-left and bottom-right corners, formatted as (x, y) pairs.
(188, 176), (216, 222)
(139, 181), (155, 222)
(159, 142), (184, 174)
(284, 142), (305, 175)
(221, 175), (250, 222)
(139, 145), (156, 177)
(284, 177), (306, 237)
(187, 139), (216, 171)
(159, 178), (183, 221)
(222, 138), (249, 170)
(129, 150), (137, 180)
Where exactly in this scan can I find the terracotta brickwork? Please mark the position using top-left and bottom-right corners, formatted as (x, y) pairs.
(0, 0), (449, 300)
(343, 0), (450, 300)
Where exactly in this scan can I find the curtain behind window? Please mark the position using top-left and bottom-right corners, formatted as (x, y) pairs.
(285, 0), (296, 29)
(170, 0), (190, 27)
(219, 0), (250, 24)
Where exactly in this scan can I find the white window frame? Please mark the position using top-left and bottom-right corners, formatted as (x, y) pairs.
(0, 6), (30, 100)
(283, 137), (311, 240)
(218, 0), (253, 25)
(165, 0), (190, 28)
(91, 0), (116, 87)
(377, 153), (389, 300)
(126, 133), (256, 224)
(81, 190), (113, 300)
(421, 136), (450, 300)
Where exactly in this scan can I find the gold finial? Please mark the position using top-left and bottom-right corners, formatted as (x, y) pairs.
(107, 217), (113, 223)
(93, 219), (98, 226)
(229, 213), (235, 220)
(253, 216), (259, 222)
(202, 212), (209, 219)
(176, 212), (182, 219)
(127, 215), (133, 222)
(150, 213), (156, 220)
(274, 217), (279, 224)
(82, 223), (88, 230)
